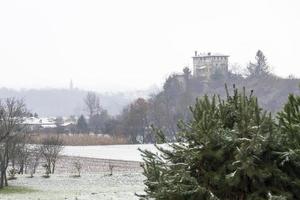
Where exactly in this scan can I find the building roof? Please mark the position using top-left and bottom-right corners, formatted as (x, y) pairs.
(23, 117), (53, 125)
(193, 52), (229, 58)
(198, 65), (208, 69)
(23, 116), (77, 127)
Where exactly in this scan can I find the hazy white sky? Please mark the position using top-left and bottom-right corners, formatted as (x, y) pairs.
(0, 0), (299, 92)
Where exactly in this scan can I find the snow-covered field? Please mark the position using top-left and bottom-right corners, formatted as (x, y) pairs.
(0, 155), (145, 200)
(2, 172), (144, 200)
(0, 144), (164, 200)
(62, 144), (160, 162)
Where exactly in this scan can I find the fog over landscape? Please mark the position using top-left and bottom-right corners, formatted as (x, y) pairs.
(1, 0), (300, 117)
(1, 0), (300, 92)
(0, 87), (153, 116)
(1, 1), (300, 200)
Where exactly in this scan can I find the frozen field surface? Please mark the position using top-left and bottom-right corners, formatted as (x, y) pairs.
(62, 144), (160, 162)
(1, 173), (144, 200)
(0, 156), (145, 200)
(0, 144), (167, 199)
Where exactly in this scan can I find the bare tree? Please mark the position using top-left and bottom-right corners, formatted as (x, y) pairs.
(73, 160), (82, 177)
(8, 133), (34, 176)
(15, 143), (31, 174)
(0, 98), (27, 142)
(40, 135), (64, 174)
(7, 168), (17, 180)
(0, 98), (27, 189)
(42, 163), (50, 178)
(27, 146), (42, 178)
(108, 162), (115, 176)
(84, 92), (101, 118)
(84, 92), (108, 134)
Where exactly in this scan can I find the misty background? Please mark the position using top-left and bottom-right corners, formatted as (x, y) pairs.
(0, 0), (300, 117)
(0, 0), (300, 91)
(0, 87), (155, 116)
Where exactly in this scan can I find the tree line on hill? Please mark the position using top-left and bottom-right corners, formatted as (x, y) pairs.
(75, 50), (300, 144)
(3, 50), (297, 145)
(1, 50), (300, 194)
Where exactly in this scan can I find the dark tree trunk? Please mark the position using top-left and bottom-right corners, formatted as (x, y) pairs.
(12, 159), (15, 169)
(4, 172), (7, 186)
(0, 154), (4, 189)
(47, 160), (51, 174)
(33, 161), (39, 174)
(0, 143), (10, 188)
(19, 163), (24, 174)
(4, 152), (8, 186)
(52, 162), (55, 174)
(0, 170), (5, 189)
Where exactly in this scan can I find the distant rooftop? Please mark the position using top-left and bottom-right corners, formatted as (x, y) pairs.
(193, 51), (229, 58)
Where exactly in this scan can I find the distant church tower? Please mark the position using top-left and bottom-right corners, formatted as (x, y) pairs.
(69, 79), (74, 90)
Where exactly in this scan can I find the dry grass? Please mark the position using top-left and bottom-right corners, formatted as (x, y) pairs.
(28, 133), (128, 146)
(0, 186), (38, 194)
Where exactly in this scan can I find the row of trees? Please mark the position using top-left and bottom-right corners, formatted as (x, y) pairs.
(125, 50), (300, 143)
(0, 98), (27, 188)
(139, 85), (300, 199)
(0, 98), (64, 189)
(76, 92), (150, 143)
(75, 92), (110, 134)
(71, 50), (298, 145)
(119, 50), (275, 143)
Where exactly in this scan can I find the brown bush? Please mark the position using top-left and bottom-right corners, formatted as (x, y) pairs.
(28, 133), (128, 146)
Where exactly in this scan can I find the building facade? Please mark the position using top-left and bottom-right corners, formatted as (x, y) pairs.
(193, 51), (229, 79)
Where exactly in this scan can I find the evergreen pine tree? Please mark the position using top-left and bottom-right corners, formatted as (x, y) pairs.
(139, 85), (300, 200)
(76, 115), (88, 133)
(247, 50), (270, 77)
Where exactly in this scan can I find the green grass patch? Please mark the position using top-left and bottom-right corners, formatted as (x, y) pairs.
(0, 186), (37, 194)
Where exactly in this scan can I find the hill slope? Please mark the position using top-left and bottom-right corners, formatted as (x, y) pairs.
(0, 88), (141, 116)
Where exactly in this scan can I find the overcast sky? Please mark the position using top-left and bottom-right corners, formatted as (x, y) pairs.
(0, 0), (299, 92)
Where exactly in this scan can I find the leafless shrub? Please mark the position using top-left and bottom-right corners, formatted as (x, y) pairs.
(108, 162), (115, 176)
(73, 160), (82, 177)
(42, 163), (50, 178)
(27, 147), (42, 178)
(15, 143), (31, 174)
(7, 168), (17, 180)
(40, 135), (64, 174)
(29, 133), (127, 146)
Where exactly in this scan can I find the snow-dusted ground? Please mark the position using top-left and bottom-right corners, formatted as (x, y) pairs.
(62, 144), (160, 162)
(1, 144), (170, 199)
(2, 173), (144, 200)
(1, 156), (145, 200)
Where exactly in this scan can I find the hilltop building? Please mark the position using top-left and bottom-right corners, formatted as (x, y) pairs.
(192, 51), (229, 79)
